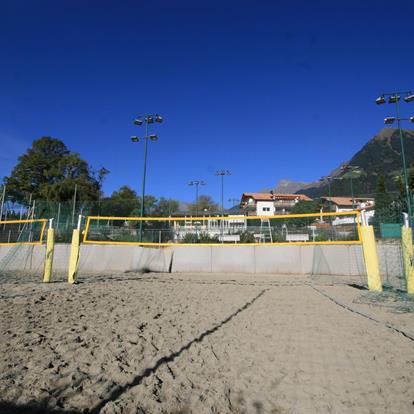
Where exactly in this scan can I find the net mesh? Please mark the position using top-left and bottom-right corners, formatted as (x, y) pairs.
(0, 220), (47, 283)
(83, 212), (361, 245)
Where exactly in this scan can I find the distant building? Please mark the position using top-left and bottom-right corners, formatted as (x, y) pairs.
(171, 211), (246, 242)
(320, 196), (374, 213)
(240, 192), (313, 215)
(320, 196), (375, 225)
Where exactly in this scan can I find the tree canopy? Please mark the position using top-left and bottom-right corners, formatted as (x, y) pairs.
(99, 186), (180, 217)
(188, 194), (219, 213)
(3, 136), (107, 202)
(373, 175), (400, 224)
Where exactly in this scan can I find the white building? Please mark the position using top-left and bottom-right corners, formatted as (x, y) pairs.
(320, 197), (375, 225)
(240, 192), (313, 215)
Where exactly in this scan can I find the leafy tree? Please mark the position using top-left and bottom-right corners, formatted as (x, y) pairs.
(3, 136), (106, 202)
(287, 199), (320, 227)
(373, 175), (398, 224)
(188, 194), (219, 213)
(394, 175), (405, 198)
(132, 195), (158, 217)
(409, 165), (414, 193)
(375, 176), (393, 211)
(100, 186), (139, 217)
(153, 197), (180, 217)
(290, 200), (320, 215)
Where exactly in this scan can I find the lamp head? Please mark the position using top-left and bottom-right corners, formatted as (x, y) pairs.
(404, 93), (414, 103)
(155, 114), (163, 123)
(388, 95), (400, 104)
(376, 95), (386, 105)
(146, 116), (154, 124)
(149, 134), (158, 141)
(133, 118), (143, 126)
(384, 117), (396, 124)
(131, 136), (140, 142)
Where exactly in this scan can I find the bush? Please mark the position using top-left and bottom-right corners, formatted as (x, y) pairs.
(181, 232), (219, 243)
(239, 231), (256, 243)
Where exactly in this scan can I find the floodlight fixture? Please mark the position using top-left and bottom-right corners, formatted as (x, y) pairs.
(410, 116), (414, 123)
(155, 114), (163, 123)
(146, 116), (154, 124)
(131, 136), (140, 142)
(215, 170), (231, 176)
(149, 134), (158, 141)
(384, 117), (396, 124)
(133, 118), (143, 126)
(388, 95), (400, 104)
(404, 93), (414, 103)
(376, 95), (386, 105)
(189, 180), (206, 187)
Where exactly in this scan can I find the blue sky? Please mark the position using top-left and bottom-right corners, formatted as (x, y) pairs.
(1, 0), (414, 207)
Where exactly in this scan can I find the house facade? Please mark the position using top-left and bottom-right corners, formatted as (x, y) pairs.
(320, 196), (375, 225)
(240, 192), (313, 215)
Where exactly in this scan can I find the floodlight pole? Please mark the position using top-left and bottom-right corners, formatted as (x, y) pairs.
(395, 100), (412, 222)
(0, 185), (5, 222)
(215, 170), (231, 242)
(131, 114), (163, 242)
(377, 91), (413, 223)
(349, 174), (355, 209)
(228, 198), (239, 207)
(215, 170), (231, 214)
(189, 180), (205, 217)
(139, 120), (149, 242)
(344, 166), (360, 210)
(324, 177), (332, 212)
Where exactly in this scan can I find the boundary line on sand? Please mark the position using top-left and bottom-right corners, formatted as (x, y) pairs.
(90, 288), (267, 414)
(309, 284), (414, 342)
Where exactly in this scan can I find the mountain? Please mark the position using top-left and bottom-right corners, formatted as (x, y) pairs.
(296, 128), (414, 198)
(272, 179), (316, 194)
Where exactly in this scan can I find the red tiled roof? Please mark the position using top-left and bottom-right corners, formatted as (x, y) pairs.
(242, 192), (312, 202)
(321, 197), (374, 206)
(321, 197), (353, 206)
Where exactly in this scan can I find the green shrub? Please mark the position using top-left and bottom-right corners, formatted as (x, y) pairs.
(239, 231), (255, 243)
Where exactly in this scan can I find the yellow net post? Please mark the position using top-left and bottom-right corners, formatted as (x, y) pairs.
(360, 212), (382, 292)
(401, 214), (414, 294)
(43, 220), (55, 283)
(68, 215), (83, 284)
(68, 229), (80, 284)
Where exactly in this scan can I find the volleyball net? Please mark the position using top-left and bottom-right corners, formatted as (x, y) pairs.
(83, 211), (361, 246)
(0, 219), (47, 245)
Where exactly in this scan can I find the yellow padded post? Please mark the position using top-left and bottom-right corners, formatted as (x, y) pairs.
(401, 226), (414, 294)
(68, 229), (80, 284)
(43, 228), (55, 283)
(360, 226), (382, 292)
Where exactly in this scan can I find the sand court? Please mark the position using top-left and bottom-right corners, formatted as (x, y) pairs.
(1, 272), (414, 413)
